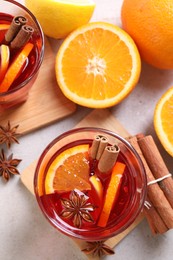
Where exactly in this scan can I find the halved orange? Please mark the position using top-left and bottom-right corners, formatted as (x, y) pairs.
(45, 144), (91, 194)
(154, 87), (173, 157)
(55, 22), (141, 108)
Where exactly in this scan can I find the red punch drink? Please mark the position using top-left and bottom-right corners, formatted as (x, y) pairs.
(34, 128), (147, 241)
(0, 0), (44, 110)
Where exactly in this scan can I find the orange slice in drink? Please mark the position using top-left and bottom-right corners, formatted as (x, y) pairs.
(0, 42), (34, 93)
(89, 175), (103, 201)
(55, 22), (141, 108)
(97, 162), (126, 227)
(0, 24), (10, 30)
(45, 144), (91, 194)
(0, 44), (10, 83)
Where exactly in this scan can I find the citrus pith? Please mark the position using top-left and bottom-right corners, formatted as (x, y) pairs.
(55, 22), (141, 108)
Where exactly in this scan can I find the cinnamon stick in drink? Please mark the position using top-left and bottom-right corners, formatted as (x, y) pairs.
(98, 144), (120, 173)
(128, 136), (173, 230)
(89, 135), (108, 160)
(5, 15), (27, 42)
(138, 135), (173, 208)
(96, 136), (108, 160)
(10, 25), (34, 49)
(89, 135), (102, 159)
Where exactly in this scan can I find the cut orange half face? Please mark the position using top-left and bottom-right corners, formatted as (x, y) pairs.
(45, 144), (91, 194)
(55, 22), (141, 108)
(154, 87), (173, 157)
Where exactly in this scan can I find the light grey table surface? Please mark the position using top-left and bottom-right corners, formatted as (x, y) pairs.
(0, 0), (173, 260)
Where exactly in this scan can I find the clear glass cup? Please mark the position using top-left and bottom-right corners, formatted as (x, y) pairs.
(0, 0), (44, 110)
(34, 127), (147, 241)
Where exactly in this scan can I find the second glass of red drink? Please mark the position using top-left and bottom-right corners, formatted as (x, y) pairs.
(0, 0), (44, 110)
(34, 127), (147, 241)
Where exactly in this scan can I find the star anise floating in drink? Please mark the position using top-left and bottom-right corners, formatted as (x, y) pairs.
(60, 190), (96, 228)
(0, 149), (22, 181)
(82, 241), (115, 257)
(0, 121), (20, 148)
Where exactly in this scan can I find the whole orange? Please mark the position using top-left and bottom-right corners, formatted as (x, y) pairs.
(121, 0), (173, 69)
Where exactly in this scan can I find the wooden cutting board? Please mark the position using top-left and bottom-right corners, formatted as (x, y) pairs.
(20, 109), (144, 259)
(0, 37), (76, 134)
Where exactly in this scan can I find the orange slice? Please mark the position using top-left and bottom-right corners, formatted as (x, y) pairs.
(154, 87), (173, 157)
(97, 162), (126, 227)
(0, 42), (34, 93)
(55, 21), (141, 108)
(0, 24), (10, 30)
(45, 144), (91, 194)
(89, 175), (103, 201)
(0, 44), (10, 83)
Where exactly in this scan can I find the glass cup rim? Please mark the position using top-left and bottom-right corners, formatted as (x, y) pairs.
(34, 127), (147, 240)
(0, 0), (45, 97)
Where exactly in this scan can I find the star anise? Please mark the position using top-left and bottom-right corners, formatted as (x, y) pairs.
(82, 241), (115, 257)
(60, 190), (96, 228)
(0, 149), (22, 181)
(0, 121), (20, 148)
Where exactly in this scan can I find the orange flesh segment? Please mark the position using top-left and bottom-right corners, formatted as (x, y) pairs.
(154, 87), (173, 156)
(89, 175), (103, 200)
(97, 162), (126, 227)
(53, 151), (91, 192)
(0, 42), (34, 93)
(44, 144), (91, 194)
(0, 24), (10, 30)
(0, 44), (10, 83)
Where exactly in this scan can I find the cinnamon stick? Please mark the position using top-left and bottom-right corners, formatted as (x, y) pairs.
(96, 136), (108, 160)
(128, 136), (173, 230)
(138, 135), (173, 208)
(98, 144), (120, 173)
(10, 25), (34, 49)
(144, 197), (168, 234)
(89, 135), (102, 159)
(5, 15), (27, 43)
(89, 135), (108, 160)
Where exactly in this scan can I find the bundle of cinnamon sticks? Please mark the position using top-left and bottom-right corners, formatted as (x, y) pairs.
(128, 134), (173, 235)
(4, 15), (34, 49)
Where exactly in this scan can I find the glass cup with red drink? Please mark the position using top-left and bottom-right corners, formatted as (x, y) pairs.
(34, 127), (147, 241)
(0, 0), (44, 110)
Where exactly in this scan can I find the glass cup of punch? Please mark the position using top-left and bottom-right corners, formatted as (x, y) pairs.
(34, 127), (147, 242)
(0, 0), (44, 110)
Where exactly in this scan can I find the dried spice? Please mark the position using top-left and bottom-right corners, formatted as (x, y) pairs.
(82, 241), (115, 257)
(0, 149), (22, 181)
(0, 121), (20, 148)
(60, 190), (96, 228)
